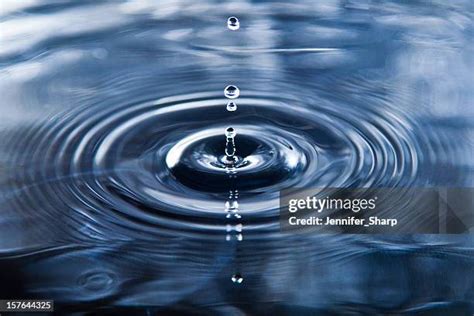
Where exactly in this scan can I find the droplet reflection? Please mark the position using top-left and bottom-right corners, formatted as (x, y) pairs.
(231, 274), (243, 284)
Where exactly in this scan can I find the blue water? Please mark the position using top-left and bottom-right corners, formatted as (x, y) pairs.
(0, 0), (473, 314)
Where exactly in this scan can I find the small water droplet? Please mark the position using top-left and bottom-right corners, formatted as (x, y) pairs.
(224, 85), (240, 99)
(226, 101), (237, 112)
(236, 233), (243, 241)
(232, 274), (243, 284)
(227, 16), (240, 31)
(225, 127), (236, 138)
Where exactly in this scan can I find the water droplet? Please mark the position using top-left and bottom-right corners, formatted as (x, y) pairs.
(225, 127), (237, 159)
(227, 16), (240, 31)
(236, 233), (243, 241)
(224, 85), (240, 99)
(225, 127), (236, 138)
(226, 101), (237, 112)
(232, 274), (243, 284)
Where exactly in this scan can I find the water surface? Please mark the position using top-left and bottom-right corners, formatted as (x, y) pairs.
(0, 0), (473, 314)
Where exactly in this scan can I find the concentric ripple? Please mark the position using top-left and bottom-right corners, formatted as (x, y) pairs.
(1, 0), (473, 311)
(2, 86), (425, 240)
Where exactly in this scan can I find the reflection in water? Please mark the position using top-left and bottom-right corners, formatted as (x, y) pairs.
(226, 101), (238, 112)
(0, 0), (473, 314)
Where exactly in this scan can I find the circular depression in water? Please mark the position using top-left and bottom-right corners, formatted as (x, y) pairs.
(6, 90), (421, 238)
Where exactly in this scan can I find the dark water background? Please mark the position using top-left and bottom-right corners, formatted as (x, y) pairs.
(0, 0), (473, 314)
